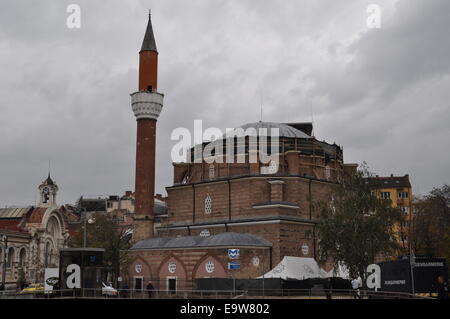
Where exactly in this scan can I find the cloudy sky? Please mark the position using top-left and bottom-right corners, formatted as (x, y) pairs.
(0, 0), (449, 206)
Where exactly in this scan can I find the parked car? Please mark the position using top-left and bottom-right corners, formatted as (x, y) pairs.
(21, 283), (44, 295)
(102, 282), (118, 297)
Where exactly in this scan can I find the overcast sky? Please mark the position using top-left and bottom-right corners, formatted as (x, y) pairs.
(0, 0), (449, 206)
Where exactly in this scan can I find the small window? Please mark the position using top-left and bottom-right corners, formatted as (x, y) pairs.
(380, 192), (391, 199)
(268, 160), (278, 174)
(398, 191), (409, 199)
(209, 164), (215, 179)
(205, 195), (212, 214)
(19, 248), (26, 268)
(168, 262), (177, 274)
(200, 229), (210, 237)
(205, 261), (215, 273)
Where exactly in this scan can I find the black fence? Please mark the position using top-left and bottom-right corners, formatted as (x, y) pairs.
(0, 288), (429, 299)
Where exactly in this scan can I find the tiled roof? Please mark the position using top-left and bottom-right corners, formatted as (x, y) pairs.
(131, 232), (272, 250)
(365, 175), (411, 189)
(0, 207), (31, 219)
(26, 207), (50, 223)
(0, 219), (27, 233)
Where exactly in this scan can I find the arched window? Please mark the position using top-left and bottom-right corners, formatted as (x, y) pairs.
(19, 248), (27, 268)
(46, 216), (61, 239)
(44, 242), (53, 266)
(204, 195), (212, 214)
(6, 247), (15, 268)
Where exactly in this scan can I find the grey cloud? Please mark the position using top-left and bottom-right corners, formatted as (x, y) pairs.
(0, 0), (449, 207)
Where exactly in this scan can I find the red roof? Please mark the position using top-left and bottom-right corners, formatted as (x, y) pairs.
(26, 207), (48, 223)
(0, 219), (27, 233)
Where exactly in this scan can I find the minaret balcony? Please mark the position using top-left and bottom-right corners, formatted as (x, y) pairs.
(131, 91), (164, 120)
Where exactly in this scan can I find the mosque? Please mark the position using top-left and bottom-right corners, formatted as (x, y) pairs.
(125, 12), (358, 292)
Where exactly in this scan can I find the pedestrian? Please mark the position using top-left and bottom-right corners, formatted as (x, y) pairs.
(351, 276), (361, 299)
(146, 281), (155, 298)
(323, 278), (332, 299)
(436, 275), (449, 300)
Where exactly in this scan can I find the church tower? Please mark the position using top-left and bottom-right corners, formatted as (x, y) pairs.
(38, 173), (58, 207)
(131, 11), (164, 242)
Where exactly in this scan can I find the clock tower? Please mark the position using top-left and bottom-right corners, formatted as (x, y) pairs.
(38, 173), (58, 207)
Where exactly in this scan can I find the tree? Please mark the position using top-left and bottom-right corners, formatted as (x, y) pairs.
(69, 212), (132, 285)
(411, 185), (450, 265)
(315, 166), (404, 282)
(16, 268), (26, 290)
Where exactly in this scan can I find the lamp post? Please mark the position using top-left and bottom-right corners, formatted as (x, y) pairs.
(1, 235), (7, 287)
(83, 215), (95, 248)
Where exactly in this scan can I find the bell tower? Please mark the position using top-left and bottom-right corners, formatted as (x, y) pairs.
(38, 173), (58, 207)
(131, 11), (164, 242)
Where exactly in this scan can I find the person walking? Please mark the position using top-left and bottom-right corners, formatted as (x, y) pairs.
(325, 278), (333, 300)
(351, 276), (361, 299)
(146, 281), (155, 299)
(436, 275), (449, 300)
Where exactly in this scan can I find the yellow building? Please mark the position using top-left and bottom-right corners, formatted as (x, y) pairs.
(366, 174), (413, 256)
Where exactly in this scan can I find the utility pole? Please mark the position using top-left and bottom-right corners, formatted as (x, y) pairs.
(408, 211), (415, 295)
(409, 245), (415, 295)
(83, 217), (87, 248)
(83, 211), (95, 248)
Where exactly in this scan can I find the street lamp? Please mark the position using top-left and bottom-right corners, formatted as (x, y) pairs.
(83, 216), (95, 248)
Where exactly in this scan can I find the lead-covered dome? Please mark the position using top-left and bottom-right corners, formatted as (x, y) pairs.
(225, 121), (312, 139)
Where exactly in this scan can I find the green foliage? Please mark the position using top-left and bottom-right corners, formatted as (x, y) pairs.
(316, 165), (404, 281)
(69, 212), (132, 283)
(16, 268), (26, 289)
(412, 185), (450, 265)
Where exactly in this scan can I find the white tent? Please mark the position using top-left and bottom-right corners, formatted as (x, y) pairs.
(259, 256), (349, 280)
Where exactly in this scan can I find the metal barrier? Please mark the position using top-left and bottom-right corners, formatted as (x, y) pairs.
(0, 288), (432, 299)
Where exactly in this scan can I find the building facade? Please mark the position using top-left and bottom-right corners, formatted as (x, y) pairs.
(365, 174), (413, 256)
(0, 175), (75, 288)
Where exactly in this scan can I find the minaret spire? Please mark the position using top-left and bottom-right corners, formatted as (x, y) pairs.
(140, 10), (157, 52)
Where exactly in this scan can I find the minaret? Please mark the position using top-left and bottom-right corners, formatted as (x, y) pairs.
(131, 11), (164, 242)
